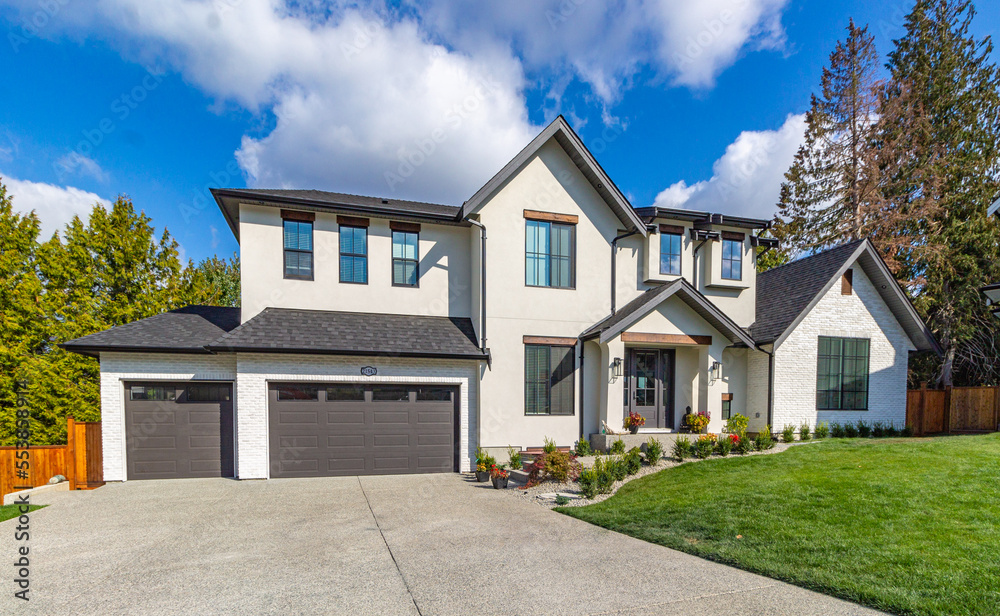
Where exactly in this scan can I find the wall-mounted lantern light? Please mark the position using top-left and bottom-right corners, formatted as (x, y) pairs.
(710, 361), (723, 381)
(612, 357), (623, 378)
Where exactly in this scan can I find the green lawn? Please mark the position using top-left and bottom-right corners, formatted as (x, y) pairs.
(0, 504), (44, 523)
(559, 434), (1000, 616)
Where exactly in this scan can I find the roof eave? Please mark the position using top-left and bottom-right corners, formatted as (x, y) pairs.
(204, 346), (488, 361)
(59, 343), (216, 358)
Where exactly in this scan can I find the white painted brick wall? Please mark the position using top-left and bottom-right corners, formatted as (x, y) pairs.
(773, 266), (915, 432)
(98, 353), (238, 482)
(235, 353), (479, 478)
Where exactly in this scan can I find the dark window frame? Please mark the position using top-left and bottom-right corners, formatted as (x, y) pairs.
(721, 238), (742, 281)
(391, 230), (420, 287)
(339, 225), (369, 285)
(660, 231), (683, 276)
(275, 384), (320, 401)
(524, 343), (576, 416)
(721, 393), (733, 420)
(816, 336), (870, 410)
(525, 220), (576, 289)
(283, 219), (314, 281)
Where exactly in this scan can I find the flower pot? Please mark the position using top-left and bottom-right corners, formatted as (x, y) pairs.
(628, 425), (640, 434)
(491, 476), (508, 489)
(475, 470), (490, 482)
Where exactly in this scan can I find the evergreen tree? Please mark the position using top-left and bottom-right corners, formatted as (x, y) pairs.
(188, 253), (241, 307)
(879, 0), (1000, 386)
(774, 20), (882, 255)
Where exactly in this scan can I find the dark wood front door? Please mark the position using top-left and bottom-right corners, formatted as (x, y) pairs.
(627, 349), (675, 429)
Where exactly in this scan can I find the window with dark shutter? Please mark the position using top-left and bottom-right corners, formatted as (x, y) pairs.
(524, 344), (575, 415)
(816, 337), (870, 410)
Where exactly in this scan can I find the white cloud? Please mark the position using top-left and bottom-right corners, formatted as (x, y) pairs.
(54, 152), (109, 182)
(653, 113), (806, 219)
(2, 173), (111, 238)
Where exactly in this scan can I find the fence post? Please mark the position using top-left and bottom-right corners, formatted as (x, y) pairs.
(994, 386), (1000, 432)
(943, 386), (953, 434)
(917, 382), (927, 437)
(66, 416), (77, 491)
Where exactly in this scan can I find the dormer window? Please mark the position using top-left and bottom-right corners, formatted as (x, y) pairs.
(659, 224), (683, 276)
(721, 232), (744, 281)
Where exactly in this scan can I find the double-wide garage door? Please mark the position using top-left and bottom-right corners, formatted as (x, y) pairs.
(124, 382), (234, 480)
(269, 383), (459, 478)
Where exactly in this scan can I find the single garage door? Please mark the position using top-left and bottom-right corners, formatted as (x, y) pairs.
(124, 382), (235, 480)
(268, 383), (459, 478)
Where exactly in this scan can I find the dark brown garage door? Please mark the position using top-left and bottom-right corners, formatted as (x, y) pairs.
(124, 382), (235, 480)
(268, 383), (459, 478)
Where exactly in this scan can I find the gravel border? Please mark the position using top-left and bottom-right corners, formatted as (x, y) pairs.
(478, 440), (810, 509)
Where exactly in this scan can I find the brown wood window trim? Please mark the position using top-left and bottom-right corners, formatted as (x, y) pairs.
(389, 221), (421, 233)
(659, 224), (685, 235)
(523, 335), (578, 347)
(281, 209), (315, 222)
(523, 209), (579, 225)
(722, 393), (734, 401)
(721, 231), (745, 241)
(621, 332), (712, 346)
(337, 215), (370, 228)
(842, 269), (853, 295)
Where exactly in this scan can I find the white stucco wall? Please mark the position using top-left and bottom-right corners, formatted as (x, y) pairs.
(772, 266), (916, 431)
(234, 353), (479, 478)
(98, 352), (238, 482)
(746, 347), (771, 432)
(239, 204), (473, 322)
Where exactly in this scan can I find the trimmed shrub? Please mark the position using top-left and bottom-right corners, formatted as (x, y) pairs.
(507, 446), (522, 471)
(577, 468), (598, 499)
(885, 423), (899, 437)
(734, 433), (754, 455)
(857, 420), (872, 438)
(587, 455), (615, 495)
(754, 425), (776, 451)
(872, 422), (886, 438)
(525, 451), (580, 484)
(715, 434), (733, 456)
(672, 436), (693, 460)
(830, 422), (846, 438)
(608, 456), (628, 481)
(610, 438), (626, 455)
(624, 448), (642, 475)
(813, 422), (829, 439)
(844, 423), (859, 438)
(644, 437), (663, 466)
(782, 424), (797, 443)
(554, 495), (570, 506)
(694, 435), (715, 459)
(725, 413), (749, 435)
(799, 422), (812, 441)
(573, 437), (592, 457)
(543, 436), (558, 454)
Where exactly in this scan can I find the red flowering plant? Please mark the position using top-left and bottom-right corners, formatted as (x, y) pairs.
(624, 411), (646, 430)
(729, 433), (740, 444)
(490, 464), (508, 480)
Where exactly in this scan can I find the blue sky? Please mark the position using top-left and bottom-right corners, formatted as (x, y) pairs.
(1, 1), (997, 264)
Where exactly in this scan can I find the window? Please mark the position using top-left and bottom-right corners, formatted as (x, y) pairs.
(524, 344), (575, 415)
(526, 220), (575, 288)
(186, 384), (231, 402)
(392, 231), (419, 287)
(326, 386), (365, 402)
(340, 225), (368, 284)
(660, 231), (682, 276)
(722, 393), (733, 420)
(817, 337), (870, 410)
(276, 385), (319, 401)
(283, 220), (313, 280)
(129, 385), (176, 401)
(373, 386), (411, 402)
(416, 387), (453, 402)
(721, 238), (742, 280)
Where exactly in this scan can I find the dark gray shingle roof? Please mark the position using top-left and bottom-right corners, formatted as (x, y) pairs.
(750, 240), (865, 344)
(60, 305), (242, 357)
(209, 308), (486, 359)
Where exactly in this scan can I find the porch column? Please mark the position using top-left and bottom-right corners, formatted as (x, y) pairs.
(599, 336), (626, 434)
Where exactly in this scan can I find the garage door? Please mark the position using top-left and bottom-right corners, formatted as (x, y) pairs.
(124, 382), (235, 480)
(268, 383), (459, 478)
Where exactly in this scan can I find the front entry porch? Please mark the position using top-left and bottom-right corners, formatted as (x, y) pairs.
(626, 348), (676, 430)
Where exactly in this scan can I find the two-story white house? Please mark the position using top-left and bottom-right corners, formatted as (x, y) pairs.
(64, 116), (940, 482)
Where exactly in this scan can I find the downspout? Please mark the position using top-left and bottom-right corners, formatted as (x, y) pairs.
(692, 237), (709, 289)
(578, 340), (585, 440)
(466, 218), (488, 356)
(762, 346), (775, 429)
(611, 229), (640, 314)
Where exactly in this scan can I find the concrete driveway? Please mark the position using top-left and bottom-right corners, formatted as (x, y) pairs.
(0, 474), (883, 615)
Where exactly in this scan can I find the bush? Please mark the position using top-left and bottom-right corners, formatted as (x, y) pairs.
(901, 424), (914, 437)
(525, 450), (580, 484)
(672, 436), (693, 460)
(734, 433), (754, 455)
(715, 434), (733, 456)
(577, 468), (598, 499)
(554, 494), (570, 506)
(782, 424), (796, 443)
(725, 413), (749, 435)
(830, 422), (846, 438)
(872, 422), (886, 438)
(754, 425), (776, 451)
(543, 436), (558, 454)
(857, 420), (872, 438)
(644, 437), (663, 465)
(475, 447), (496, 471)
(799, 422), (812, 441)
(695, 434), (715, 459)
(624, 448), (642, 475)
(573, 437), (592, 457)
(608, 456), (628, 481)
(507, 446), (522, 471)
(610, 438), (626, 455)
(844, 423), (859, 438)
(885, 423), (899, 437)
(813, 422), (829, 439)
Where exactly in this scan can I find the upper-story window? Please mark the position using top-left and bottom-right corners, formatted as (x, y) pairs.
(282, 210), (314, 280)
(525, 211), (576, 289)
(338, 215), (369, 284)
(721, 232), (744, 280)
(390, 222), (420, 287)
(659, 224), (683, 276)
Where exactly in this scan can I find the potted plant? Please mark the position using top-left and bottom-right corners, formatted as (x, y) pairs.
(624, 411), (645, 434)
(474, 448), (495, 482)
(490, 464), (509, 489)
(683, 410), (711, 434)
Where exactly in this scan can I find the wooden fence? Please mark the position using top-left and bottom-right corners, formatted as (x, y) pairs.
(906, 384), (1000, 436)
(0, 417), (103, 498)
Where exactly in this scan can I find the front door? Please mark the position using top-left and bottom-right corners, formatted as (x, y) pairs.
(627, 349), (675, 429)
